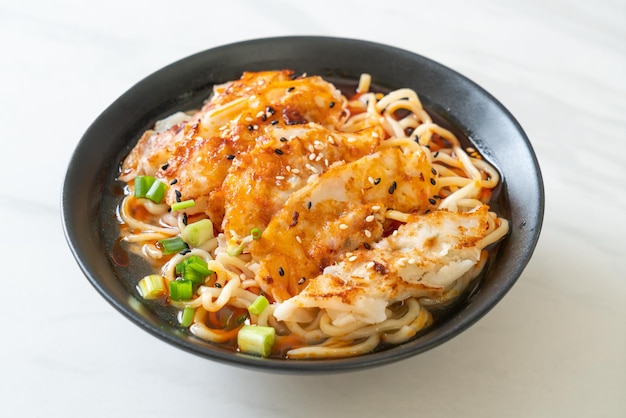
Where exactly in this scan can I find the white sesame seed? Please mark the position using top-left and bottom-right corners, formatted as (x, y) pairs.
(315, 154), (323, 162)
(291, 168), (300, 174)
(308, 145), (315, 153)
(347, 137), (356, 143)
(286, 165), (291, 172)
(392, 230), (398, 236)
(372, 131), (379, 138)
(256, 111), (264, 118)
(276, 175), (285, 180)
(314, 142), (325, 150)
(366, 261), (375, 269)
(309, 153), (316, 161)
(253, 125), (258, 130)
(364, 230), (372, 238)
(348, 255), (357, 262)
(339, 223), (348, 230)
(296, 235), (302, 243)
(371, 205), (381, 211)
(365, 215), (375, 222)
(327, 136), (335, 144)
(305, 164), (318, 173)
(324, 159), (329, 167)
(346, 252), (353, 258)
(368, 176), (375, 185)
(245, 116), (253, 122)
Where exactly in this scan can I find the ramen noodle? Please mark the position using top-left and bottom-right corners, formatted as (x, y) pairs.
(116, 70), (509, 358)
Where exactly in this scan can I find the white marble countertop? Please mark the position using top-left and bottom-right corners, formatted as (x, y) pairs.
(1, 0), (624, 416)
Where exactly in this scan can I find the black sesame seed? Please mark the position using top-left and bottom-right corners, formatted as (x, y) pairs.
(433, 151), (439, 158)
(279, 137), (288, 142)
(226, 154), (235, 160)
(270, 120), (279, 125)
(161, 163), (169, 170)
(262, 114), (267, 121)
(214, 283), (222, 288)
(298, 277), (306, 285)
(329, 101), (335, 108)
(431, 168), (437, 175)
(287, 86), (295, 92)
(275, 148), (283, 155)
(179, 248), (191, 255)
(175, 190), (182, 202)
(307, 201), (312, 210)
(428, 198), (436, 205)
(170, 179), (178, 185)
(406, 127), (414, 135)
(278, 267), (285, 276)
(290, 73), (298, 80)
(247, 124), (254, 131)
(388, 181), (397, 194)
(430, 178), (436, 185)
(434, 195), (442, 199)
(374, 177), (381, 185)
(363, 242), (371, 250)
(413, 136), (420, 143)
(182, 213), (188, 226)
(424, 209), (431, 214)
(266, 106), (275, 115)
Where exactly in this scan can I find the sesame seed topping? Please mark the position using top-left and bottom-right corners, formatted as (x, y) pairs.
(275, 148), (283, 155)
(430, 178), (436, 185)
(339, 223), (349, 230)
(366, 261), (375, 269)
(295, 235), (302, 243)
(298, 277), (306, 285)
(309, 153), (316, 161)
(364, 230), (372, 238)
(372, 131), (379, 138)
(329, 101), (335, 108)
(307, 201), (312, 209)
(348, 255), (357, 262)
(371, 205), (381, 211)
(305, 164), (318, 173)
(315, 154), (323, 162)
(287, 86), (295, 92)
(308, 145), (315, 153)
(365, 215), (375, 222)
(347, 137), (356, 143)
(374, 178), (381, 185)
(276, 175), (285, 180)
(161, 163), (169, 170)
(278, 266), (285, 276)
(431, 168), (437, 175)
(363, 242), (371, 249)
(226, 154), (235, 160)
(368, 176), (375, 185)
(327, 136), (335, 145)
(280, 136), (287, 142)
(429, 198), (437, 205)
(270, 120), (279, 125)
(388, 181), (397, 194)
(256, 110), (265, 118)
(169, 179), (178, 185)
(291, 168), (300, 174)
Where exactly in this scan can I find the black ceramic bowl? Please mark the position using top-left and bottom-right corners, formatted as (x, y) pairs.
(62, 36), (544, 373)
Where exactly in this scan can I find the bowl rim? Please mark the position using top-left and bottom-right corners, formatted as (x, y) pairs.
(62, 35), (544, 373)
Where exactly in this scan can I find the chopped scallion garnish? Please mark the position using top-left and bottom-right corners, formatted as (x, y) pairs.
(134, 176), (156, 198)
(137, 274), (166, 299)
(250, 227), (262, 239)
(181, 219), (214, 247)
(248, 295), (270, 316)
(237, 325), (276, 357)
(169, 279), (193, 301)
(171, 199), (195, 212)
(180, 307), (195, 327)
(145, 179), (167, 203)
(158, 236), (188, 254)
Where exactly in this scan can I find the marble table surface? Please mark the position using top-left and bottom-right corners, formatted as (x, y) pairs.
(1, 0), (624, 416)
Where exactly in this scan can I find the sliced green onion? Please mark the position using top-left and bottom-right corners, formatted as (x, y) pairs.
(237, 325), (276, 357)
(134, 176), (156, 198)
(171, 199), (195, 212)
(181, 219), (214, 247)
(248, 295), (270, 316)
(137, 274), (166, 299)
(226, 241), (245, 257)
(180, 307), (195, 327)
(175, 255), (213, 284)
(145, 179), (167, 203)
(158, 236), (188, 254)
(250, 227), (262, 239)
(169, 279), (193, 301)
(186, 261), (212, 277)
